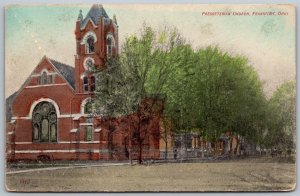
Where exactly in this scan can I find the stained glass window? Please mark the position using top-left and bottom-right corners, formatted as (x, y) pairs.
(32, 102), (57, 143)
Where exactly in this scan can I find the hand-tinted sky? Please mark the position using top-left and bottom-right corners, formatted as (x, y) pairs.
(5, 4), (295, 98)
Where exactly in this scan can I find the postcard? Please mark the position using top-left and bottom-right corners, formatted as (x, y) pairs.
(5, 4), (296, 192)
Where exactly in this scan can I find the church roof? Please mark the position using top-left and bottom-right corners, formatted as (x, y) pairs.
(81, 4), (109, 28)
(49, 59), (75, 89)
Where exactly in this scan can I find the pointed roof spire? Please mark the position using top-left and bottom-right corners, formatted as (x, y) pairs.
(80, 4), (109, 28)
(77, 9), (83, 21)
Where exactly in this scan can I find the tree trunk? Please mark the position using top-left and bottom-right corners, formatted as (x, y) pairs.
(165, 140), (168, 160)
(201, 138), (204, 158)
(128, 129), (133, 165)
(138, 141), (142, 164)
(108, 131), (113, 160)
(234, 137), (240, 156)
(229, 137), (233, 155)
(129, 148), (132, 165)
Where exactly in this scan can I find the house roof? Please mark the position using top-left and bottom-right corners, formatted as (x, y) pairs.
(81, 4), (109, 28)
(49, 59), (75, 89)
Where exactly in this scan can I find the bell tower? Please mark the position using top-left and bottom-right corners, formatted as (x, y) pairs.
(74, 4), (118, 94)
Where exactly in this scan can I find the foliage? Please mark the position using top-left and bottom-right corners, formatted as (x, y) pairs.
(93, 24), (293, 157)
(94, 58), (133, 117)
(94, 25), (185, 118)
(94, 25), (186, 163)
(264, 80), (296, 150)
(163, 46), (267, 143)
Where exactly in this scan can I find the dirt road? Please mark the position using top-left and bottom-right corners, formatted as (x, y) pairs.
(6, 158), (296, 192)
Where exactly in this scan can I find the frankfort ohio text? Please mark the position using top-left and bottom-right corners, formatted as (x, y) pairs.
(202, 11), (289, 16)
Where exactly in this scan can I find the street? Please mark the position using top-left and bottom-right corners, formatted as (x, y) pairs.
(6, 157), (295, 192)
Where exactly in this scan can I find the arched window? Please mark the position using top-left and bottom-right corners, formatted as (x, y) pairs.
(86, 36), (95, 54)
(84, 101), (93, 114)
(81, 31), (97, 53)
(32, 101), (57, 143)
(106, 35), (115, 57)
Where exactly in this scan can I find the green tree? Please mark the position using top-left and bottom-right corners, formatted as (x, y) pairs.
(265, 80), (296, 153)
(94, 24), (269, 160)
(94, 25), (186, 163)
(163, 46), (267, 155)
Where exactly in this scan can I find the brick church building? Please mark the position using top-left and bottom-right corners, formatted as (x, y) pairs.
(6, 4), (162, 162)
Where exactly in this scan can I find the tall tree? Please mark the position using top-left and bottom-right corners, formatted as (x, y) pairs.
(94, 25), (186, 163)
(264, 80), (296, 152)
(163, 46), (267, 155)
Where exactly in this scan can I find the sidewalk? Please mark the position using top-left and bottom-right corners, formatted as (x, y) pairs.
(6, 160), (136, 174)
(7, 154), (291, 174)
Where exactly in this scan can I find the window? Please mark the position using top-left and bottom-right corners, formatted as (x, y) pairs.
(85, 59), (94, 71)
(41, 72), (47, 85)
(32, 101), (57, 143)
(85, 126), (93, 141)
(83, 76), (89, 92)
(47, 75), (53, 84)
(33, 125), (39, 140)
(49, 112), (57, 142)
(39, 71), (54, 85)
(81, 31), (97, 54)
(82, 74), (96, 93)
(106, 35), (115, 57)
(86, 36), (95, 54)
(84, 101), (93, 114)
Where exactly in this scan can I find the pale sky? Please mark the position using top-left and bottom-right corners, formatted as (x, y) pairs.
(5, 4), (295, 98)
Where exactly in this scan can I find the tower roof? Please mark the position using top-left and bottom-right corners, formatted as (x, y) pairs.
(81, 4), (109, 28)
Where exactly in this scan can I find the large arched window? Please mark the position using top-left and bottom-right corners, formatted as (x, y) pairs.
(32, 101), (57, 143)
(106, 34), (115, 57)
(86, 36), (95, 54)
